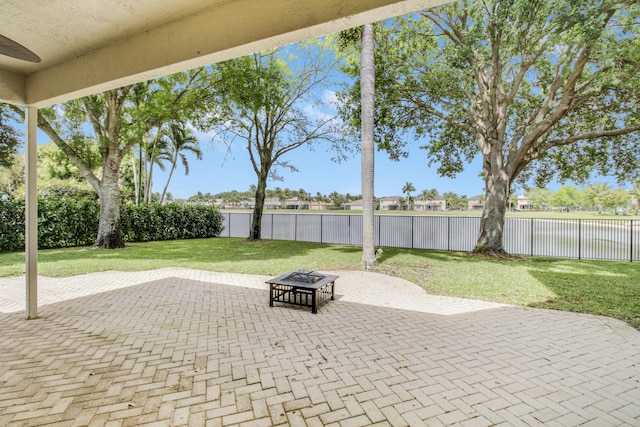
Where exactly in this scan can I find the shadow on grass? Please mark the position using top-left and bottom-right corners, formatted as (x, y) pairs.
(526, 266), (640, 330)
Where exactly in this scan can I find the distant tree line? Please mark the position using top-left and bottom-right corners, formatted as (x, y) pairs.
(525, 182), (640, 214)
(187, 186), (362, 209)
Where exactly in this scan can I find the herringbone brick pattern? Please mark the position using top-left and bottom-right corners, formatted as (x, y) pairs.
(0, 268), (638, 426)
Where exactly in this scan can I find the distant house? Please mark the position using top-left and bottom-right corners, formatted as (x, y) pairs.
(342, 199), (364, 210)
(263, 198), (281, 209)
(517, 195), (533, 211)
(468, 195), (484, 211)
(239, 199), (255, 209)
(223, 200), (241, 209)
(282, 197), (309, 210)
(414, 197), (446, 211)
(379, 196), (403, 210)
(309, 201), (332, 210)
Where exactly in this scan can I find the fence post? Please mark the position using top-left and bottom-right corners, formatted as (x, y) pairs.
(578, 219), (582, 260)
(530, 217), (534, 257)
(411, 216), (415, 249)
(631, 220), (634, 262)
(447, 216), (451, 251)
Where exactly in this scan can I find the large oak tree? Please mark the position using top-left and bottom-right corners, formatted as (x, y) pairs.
(353, 0), (640, 255)
(11, 69), (212, 248)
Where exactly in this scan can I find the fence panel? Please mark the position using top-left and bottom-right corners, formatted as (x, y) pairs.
(531, 219), (579, 259)
(413, 216), (449, 250)
(580, 219), (631, 261)
(321, 215), (351, 244)
(449, 217), (480, 252)
(350, 215), (364, 246)
(223, 212), (636, 262)
(504, 218), (533, 256)
(271, 214), (296, 241)
(378, 216), (412, 248)
(261, 214), (273, 239)
(223, 212), (252, 238)
(221, 212), (230, 237)
(296, 214), (322, 242)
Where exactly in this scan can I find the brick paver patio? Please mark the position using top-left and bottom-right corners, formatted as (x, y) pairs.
(0, 268), (638, 426)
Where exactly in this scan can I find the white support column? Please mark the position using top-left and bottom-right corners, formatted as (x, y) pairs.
(25, 106), (38, 320)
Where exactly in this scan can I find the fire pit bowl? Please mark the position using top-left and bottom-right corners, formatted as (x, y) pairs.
(266, 270), (339, 313)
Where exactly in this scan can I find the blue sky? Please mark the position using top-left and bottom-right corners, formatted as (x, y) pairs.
(151, 129), (488, 200)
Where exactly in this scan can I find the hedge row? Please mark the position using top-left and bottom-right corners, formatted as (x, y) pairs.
(0, 197), (224, 252)
(120, 203), (224, 242)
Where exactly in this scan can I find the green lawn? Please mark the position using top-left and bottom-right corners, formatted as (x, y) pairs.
(1, 237), (638, 330)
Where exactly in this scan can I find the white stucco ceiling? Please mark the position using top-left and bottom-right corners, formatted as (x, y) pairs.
(0, 0), (450, 108)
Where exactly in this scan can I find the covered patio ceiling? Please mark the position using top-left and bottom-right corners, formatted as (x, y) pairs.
(0, 0), (449, 108)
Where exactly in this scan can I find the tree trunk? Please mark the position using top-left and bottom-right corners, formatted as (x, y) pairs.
(96, 166), (125, 249)
(360, 23), (377, 269)
(160, 162), (176, 204)
(249, 172), (268, 240)
(131, 154), (140, 206)
(474, 156), (509, 255)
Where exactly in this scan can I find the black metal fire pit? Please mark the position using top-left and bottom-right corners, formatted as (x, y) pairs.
(266, 270), (338, 313)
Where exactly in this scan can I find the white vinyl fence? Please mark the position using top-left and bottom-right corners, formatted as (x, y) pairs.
(220, 212), (639, 262)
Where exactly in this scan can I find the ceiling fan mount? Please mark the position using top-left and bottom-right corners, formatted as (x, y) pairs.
(0, 35), (41, 63)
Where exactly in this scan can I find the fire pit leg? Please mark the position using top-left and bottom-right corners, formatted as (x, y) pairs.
(311, 290), (317, 314)
(269, 283), (274, 307)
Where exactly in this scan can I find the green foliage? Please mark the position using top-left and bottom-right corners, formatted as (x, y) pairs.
(0, 153), (24, 196)
(0, 104), (21, 169)
(120, 202), (224, 242)
(0, 196), (99, 252)
(525, 187), (553, 209)
(38, 197), (101, 249)
(0, 197), (25, 252)
(582, 182), (631, 212)
(340, 0), (640, 185)
(551, 186), (582, 210)
(0, 197), (224, 252)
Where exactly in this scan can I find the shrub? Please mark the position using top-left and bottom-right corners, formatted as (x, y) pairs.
(0, 197), (25, 252)
(120, 202), (224, 242)
(0, 198), (224, 252)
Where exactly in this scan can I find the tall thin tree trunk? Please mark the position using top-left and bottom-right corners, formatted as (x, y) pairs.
(161, 162), (176, 205)
(250, 170), (269, 240)
(146, 162), (154, 203)
(361, 23), (377, 268)
(132, 153), (140, 206)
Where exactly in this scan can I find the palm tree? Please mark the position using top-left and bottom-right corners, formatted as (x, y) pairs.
(338, 23), (377, 268)
(144, 131), (171, 203)
(402, 181), (416, 211)
(628, 181), (640, 215)
(160, 123), (202, 204)
(442, 191), (459, 211)
(583, 182), (613, 213)
(419, 188), (439, 211)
